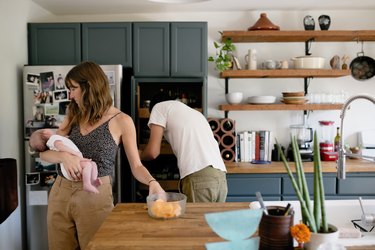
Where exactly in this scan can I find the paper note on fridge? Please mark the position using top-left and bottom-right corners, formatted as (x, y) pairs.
(29, 190), (48, 206)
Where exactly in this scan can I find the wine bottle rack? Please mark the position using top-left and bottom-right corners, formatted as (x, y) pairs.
(207, 118), (236, 162)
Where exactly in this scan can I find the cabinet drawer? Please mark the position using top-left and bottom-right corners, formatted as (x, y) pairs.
(283, 176), (336, 195)
(338, 177), (375, 195)
(227, 174), (281, 196)
(226, 196), (281, 202)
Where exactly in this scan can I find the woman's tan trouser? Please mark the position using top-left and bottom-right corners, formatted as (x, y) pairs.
(47, 175), (114, 250)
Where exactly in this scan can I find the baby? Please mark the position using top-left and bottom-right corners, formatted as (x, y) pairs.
(29, 129), (102, 193)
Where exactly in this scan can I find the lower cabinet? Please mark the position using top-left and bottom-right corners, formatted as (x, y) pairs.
(226, 172), (375, 202)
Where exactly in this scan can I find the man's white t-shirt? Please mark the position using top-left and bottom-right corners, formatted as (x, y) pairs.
(148, 101), (226, 179)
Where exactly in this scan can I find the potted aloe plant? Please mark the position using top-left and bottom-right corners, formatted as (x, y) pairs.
(276, 131), (339, 249)
(208, 32), (236, 72)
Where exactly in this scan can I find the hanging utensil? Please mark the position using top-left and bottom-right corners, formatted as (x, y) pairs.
(350, 41), (375, 81)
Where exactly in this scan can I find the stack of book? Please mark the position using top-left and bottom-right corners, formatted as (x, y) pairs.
(236, 130), (273, 163)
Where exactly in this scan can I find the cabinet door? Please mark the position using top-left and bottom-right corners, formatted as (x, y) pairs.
(133, 22), (170, 77)
(82, 22), (132, 67)
(171, 22), (207, 77)
(28, 23), (81, 65)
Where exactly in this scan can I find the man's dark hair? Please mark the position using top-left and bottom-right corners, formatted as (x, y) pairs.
(149, 91), (173, 113)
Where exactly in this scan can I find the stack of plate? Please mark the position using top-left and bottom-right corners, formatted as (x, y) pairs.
(281, 92), (307, 104)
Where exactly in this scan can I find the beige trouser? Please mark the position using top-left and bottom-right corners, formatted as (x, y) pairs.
(180, 165), (228, 202)
(47, 175), (114, 250)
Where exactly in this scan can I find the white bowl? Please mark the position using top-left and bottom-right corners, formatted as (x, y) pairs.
(291, 56), (325, 69)
(225, 92), (243, 104)
(248, 96), (276, 104)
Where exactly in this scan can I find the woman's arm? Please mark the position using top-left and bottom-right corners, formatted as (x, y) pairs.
(117, 113), (165, 195)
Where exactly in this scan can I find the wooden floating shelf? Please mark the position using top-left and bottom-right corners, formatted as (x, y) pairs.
(221, 30), (375, 43)
(220, 69), (351, 78)
(219, 103), (343, 111)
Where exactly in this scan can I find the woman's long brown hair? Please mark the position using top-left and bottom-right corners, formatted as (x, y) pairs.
(63, 61), (113, 133)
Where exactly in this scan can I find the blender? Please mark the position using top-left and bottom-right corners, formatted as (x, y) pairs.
(287, 124), (314, 161)
(319, 120), (338, 161)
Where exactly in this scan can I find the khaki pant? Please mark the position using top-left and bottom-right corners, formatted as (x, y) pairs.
(180, 166), (227, 202)
(47, 175), (114, 250)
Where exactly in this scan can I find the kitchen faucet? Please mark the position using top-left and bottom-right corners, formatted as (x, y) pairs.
(337, 94), (375, 179)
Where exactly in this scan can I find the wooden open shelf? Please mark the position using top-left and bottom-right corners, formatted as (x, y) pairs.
(221, 30), (375, 43)
(219, 103), (343, 111)
(220, 69), (350, 78)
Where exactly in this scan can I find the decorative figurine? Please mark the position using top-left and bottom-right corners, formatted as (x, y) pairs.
(330, 55), (340, 69)
(318, 15), (331, 30)
(342, 55), (350, 70)
(303, 15), (315, 30)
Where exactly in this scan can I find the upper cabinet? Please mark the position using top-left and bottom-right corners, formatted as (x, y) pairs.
(133, 22), (207, 77)
(81, 22), (132, 67)
(28, 22), (132, 66)
(28, 23), (81, 65)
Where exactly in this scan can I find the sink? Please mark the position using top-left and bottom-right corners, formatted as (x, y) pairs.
(249, 199), (375, 247)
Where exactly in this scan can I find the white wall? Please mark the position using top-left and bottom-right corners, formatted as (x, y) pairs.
(0, 1), (53, 249)
(1, 3), (374, 249)
(31, 9), (375, 147)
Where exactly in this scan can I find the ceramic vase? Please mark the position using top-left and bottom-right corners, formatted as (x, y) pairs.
(319, 15), (331, 30)
(304, 224), (339, 250)
(303, 15), (315, 30)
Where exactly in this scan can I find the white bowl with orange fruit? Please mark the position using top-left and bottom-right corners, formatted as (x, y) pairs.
(146, 192), (187, 219)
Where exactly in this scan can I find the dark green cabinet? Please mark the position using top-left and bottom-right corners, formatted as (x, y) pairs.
(133, 22), (207, 77)
(82, 22), (132, 67)
(227, 172), (375, 202)
(28, 23), (81, 65)
(28, 22), (132, 66)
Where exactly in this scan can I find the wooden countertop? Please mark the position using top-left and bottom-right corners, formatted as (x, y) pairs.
(86, 202), (249, 250)
(226, 159), (375, 174)
(86, 202), (374, 250)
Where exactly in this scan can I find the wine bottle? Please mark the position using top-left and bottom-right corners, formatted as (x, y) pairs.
(207, 118), (220, 133)
(220, 118), (235, 133)
(334, 127), (340, 152)
(221, 148), (235, 162)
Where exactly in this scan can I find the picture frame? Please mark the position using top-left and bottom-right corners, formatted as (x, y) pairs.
(233, 56), (242, 70)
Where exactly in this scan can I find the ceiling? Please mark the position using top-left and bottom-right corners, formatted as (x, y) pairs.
(32, 0), (375, 16)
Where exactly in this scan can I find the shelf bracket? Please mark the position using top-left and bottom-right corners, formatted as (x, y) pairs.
(224, 78), (229, 118)
(305, 38), (314, 56)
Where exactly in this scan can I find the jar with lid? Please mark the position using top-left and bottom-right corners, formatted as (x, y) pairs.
(318, 120), (338, 161)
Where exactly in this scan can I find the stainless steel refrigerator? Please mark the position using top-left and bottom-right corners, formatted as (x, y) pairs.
(22, 65), (123, 250)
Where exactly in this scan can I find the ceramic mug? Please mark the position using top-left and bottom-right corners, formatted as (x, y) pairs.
(262, 60), (281, 69)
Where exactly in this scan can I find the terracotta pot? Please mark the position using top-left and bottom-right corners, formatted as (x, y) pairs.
(248, 13), (280, 31)
(304, 224), (339, 250)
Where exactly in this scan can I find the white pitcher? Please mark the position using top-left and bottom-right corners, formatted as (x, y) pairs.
(245, 49), (257, 70)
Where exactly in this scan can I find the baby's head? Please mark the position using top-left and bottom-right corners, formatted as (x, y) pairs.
(29, 129), (54, 152)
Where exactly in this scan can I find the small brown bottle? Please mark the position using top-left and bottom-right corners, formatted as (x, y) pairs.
(334, 127), (341, 152)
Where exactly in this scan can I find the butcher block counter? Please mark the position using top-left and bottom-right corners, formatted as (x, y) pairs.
(226, 159), (375, 174)
(86, 202), (375, 250)
(86, 202), (249, 250)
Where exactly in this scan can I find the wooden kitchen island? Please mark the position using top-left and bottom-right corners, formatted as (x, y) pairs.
(86, 202), (375, 250)
(86, 202), (250, 250)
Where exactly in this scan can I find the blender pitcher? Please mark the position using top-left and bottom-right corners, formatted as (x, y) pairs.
(318, 120), (338, 161)
(290, 124), (313, 149)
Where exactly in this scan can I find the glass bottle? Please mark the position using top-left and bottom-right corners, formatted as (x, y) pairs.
(334, 127), (341, 152)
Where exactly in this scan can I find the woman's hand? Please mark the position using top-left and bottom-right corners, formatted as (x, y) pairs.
(61, 152), (88, 180)
(148, 180), (165, 196)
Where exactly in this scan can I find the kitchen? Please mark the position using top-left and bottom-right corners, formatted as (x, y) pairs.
(1, 0), (375, 249)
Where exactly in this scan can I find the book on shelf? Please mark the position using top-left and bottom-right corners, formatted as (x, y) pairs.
(235, 130), (272, 164)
